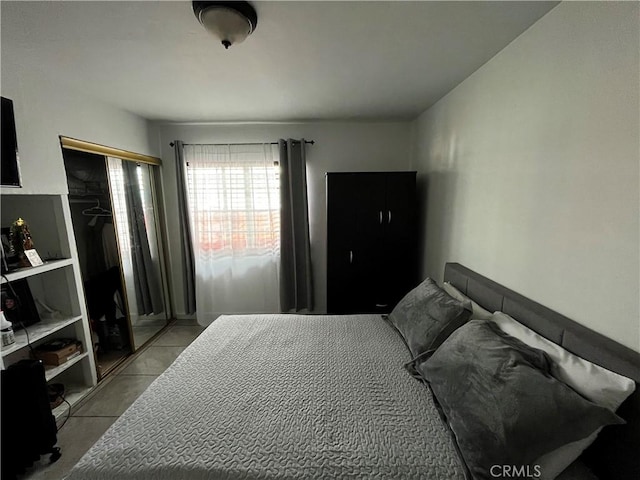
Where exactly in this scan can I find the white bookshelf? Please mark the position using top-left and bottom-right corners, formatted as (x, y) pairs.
(1, 258), (74, 284)
(45, 351), (89, 382)
(0, 315), (82, 357)
(1, 194), (98, 409)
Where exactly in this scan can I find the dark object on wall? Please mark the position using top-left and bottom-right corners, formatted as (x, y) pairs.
(1, 97), (22, 187)
(1, 359), (61, 479)
(1, 279), (41, 330)
(326, 171), (417, 314)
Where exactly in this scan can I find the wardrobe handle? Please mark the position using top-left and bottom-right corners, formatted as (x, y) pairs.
(375, 303), (389, 308)
(379, 210), (383, 224)
(349, 250), (353, 264)
(388, 210), (392, 224)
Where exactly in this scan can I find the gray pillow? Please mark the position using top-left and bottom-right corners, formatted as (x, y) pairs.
(415, 320), (624, 480)
(388, 277), (471, 357)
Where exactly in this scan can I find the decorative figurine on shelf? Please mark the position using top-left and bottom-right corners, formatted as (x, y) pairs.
(10, 218), (35, 267)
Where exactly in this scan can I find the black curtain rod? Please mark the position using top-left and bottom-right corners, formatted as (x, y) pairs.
(169, 140), (315, 147)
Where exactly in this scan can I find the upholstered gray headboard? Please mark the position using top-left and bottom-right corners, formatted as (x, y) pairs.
(444, 263), (639, 480)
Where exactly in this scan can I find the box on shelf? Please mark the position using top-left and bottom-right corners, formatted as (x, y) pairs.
(34, 338), (82, 366)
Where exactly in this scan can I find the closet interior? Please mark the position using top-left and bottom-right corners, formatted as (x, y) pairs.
(62, 148), (170, 379)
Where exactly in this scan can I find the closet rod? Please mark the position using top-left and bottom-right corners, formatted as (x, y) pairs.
(169, 140), (315, 147)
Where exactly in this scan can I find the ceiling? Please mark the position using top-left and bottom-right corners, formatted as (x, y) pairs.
(1, 1), (558, 122)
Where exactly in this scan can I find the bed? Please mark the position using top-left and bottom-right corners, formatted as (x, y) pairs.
(66, 263), (640, 480)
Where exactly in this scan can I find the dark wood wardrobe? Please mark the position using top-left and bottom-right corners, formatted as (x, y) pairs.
(326, 171), (417, 314)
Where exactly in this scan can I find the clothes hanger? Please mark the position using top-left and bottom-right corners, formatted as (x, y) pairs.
(81, 199), (112, 217)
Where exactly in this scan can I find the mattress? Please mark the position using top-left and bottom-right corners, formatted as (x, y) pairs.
(66, 314), (466, 479)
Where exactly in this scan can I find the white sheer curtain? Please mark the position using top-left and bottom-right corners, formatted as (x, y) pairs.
(184, 144), (281, 324)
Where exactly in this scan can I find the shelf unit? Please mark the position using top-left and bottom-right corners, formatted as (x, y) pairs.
(1, 258), (74, 283)
(45, 351), (89, 381)
(0, 314), (82, 356)
(1, 194), (98, 419)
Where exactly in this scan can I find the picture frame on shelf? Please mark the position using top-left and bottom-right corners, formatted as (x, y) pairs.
(1, 279), (40, 330)
(24, 249), (44, 267)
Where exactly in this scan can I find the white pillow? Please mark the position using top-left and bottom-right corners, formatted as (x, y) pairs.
(490, 311), (635, 411)
(443, 282), (493, 320)
(490, 311), (635, 479)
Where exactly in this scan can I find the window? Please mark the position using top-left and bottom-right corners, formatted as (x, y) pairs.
(185, 144), (280, 255)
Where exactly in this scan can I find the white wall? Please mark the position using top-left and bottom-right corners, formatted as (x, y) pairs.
(412, 2), (639, 351)
(155, 122), (412, 316)
(1, 60), (158, 195)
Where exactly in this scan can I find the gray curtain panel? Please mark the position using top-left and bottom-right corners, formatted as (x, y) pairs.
(173, 141), (196, 315)
(122, 161), (164, 315)
(279, 139), (314, 312)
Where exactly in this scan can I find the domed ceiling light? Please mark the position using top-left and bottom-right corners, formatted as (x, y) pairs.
(192, 1), (258, 49)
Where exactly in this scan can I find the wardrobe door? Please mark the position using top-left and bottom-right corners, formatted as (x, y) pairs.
(326, 174), (357, 313)
(381, 172), (417, 310)
(326, 173), (385, 313)
(350, 173), (386, 312)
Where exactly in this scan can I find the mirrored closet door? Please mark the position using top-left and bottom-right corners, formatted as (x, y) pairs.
(62, 142), (170, 379)
(106, 157), (169, 349)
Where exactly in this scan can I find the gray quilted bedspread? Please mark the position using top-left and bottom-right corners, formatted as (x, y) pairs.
(66, 314), (465, 479)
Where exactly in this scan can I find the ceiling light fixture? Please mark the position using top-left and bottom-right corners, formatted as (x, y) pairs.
(192, 1), (258, 49)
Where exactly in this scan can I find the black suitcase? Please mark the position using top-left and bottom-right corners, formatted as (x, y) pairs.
(1, 359), (61, 479)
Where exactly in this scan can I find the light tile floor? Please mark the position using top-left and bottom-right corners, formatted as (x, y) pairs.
(21, 321), (205, 480)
